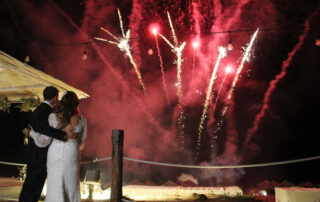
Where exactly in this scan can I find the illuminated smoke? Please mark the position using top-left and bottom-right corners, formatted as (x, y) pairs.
(47, 0), (134, 98)
(129, 0), (143, 68)
(8, 0), (286, 185)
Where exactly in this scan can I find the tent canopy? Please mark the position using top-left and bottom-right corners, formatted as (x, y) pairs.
(0, 51), (89, 102)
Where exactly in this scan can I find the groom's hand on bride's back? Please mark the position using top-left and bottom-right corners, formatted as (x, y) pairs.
(66, 128), (77, 140)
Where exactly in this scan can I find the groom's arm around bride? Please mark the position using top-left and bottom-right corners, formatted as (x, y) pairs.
(19, 86), (74, 202)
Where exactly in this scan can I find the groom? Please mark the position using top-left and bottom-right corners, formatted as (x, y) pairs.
(19, 86), (74, 202)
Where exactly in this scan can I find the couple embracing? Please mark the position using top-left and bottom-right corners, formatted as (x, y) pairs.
(19, 86), (87, 202)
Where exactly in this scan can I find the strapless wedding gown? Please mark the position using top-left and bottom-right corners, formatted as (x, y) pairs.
(45, 113), (87, 202)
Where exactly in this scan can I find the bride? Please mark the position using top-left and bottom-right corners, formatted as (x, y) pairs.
(32, 91), (87, 202)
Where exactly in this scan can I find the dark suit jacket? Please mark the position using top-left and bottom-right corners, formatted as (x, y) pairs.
(30, 102), (67, 142)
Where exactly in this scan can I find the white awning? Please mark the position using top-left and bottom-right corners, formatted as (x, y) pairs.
(0, 50), (89, 102)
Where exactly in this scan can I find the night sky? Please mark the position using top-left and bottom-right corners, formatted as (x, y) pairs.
(1, 0), (320, 188)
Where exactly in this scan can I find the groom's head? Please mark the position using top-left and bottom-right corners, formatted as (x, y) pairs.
(43, 86), (59, 106)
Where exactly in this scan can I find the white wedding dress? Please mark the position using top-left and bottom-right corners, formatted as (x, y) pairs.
(45, 113), (87, 202)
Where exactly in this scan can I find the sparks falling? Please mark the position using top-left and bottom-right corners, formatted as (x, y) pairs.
(208, 66), (232, 152)
(158, 12), (187, 148)
(95, 9), (147, 98)
(212, 66), (232, 117)
(227, 28), (259, 101)
(196, 47), (226, 157)
(213, 28), (259, 138)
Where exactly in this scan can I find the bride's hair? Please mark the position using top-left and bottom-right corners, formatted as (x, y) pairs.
(54, 91), (79, 129)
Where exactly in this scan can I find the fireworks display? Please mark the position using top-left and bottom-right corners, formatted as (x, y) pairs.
(2, 0), (320, 186)
(191, 40), (199, 82)
(157, 12), (187, 149)
(196, 47), (226, 158)
(95, 9), (147, 98)
(151, 26), (170, 107)
(212, 28), (259, 140)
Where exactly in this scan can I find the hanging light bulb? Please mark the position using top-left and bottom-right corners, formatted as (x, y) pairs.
(82, 50), (87, 60)
(24, 55), (30, 63)
(147, 48), (153, 55)
(227, 39), (233, 51)
(227, 31), (233, 51)
(316, 38), (320, 47)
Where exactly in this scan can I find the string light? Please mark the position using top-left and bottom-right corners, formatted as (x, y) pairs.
(227, 31), (233, 51)
(24, 55), (30, 63)
(0, 27), (291, 49)
(82, 49), (87, 60)
(147, 48), (153, 55)
(227, 39), (233, 51)
(316, 38), (320, 47)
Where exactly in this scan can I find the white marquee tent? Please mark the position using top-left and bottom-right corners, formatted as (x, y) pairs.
(0, 50), (89, 102)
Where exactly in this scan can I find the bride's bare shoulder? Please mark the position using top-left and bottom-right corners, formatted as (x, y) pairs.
(70, 115), (81, 126)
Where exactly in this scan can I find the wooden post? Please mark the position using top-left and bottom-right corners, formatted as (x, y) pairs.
(111, 130), (124, 202)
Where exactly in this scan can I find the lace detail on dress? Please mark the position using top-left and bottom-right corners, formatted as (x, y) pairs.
(74, 117), (87, 147)
(29, 130), (52, 148)
(45, 114), (86, 202)
(28, 113), (59, 148)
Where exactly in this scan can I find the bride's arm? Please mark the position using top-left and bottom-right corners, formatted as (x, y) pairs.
(79, 117), (87, 150)
(70, 115), (87, 149)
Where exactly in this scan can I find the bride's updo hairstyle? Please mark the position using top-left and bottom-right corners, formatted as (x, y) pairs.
(54, 91), (79, 129)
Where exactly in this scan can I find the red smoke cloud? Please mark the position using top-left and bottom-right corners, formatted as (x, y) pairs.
(4, 0), (297, 185)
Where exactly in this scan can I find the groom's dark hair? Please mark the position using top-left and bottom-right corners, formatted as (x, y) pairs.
(43, 86), (59, 100)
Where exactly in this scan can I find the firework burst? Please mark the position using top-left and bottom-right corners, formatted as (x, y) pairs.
(158, 12), (187, 149)
(95, 9), (147, 98)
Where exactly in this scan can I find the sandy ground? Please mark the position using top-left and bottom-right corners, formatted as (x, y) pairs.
(0, 177), (262, 202)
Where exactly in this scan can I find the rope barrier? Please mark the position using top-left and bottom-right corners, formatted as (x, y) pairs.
(79, 155), (320, 169)
(124, 155), (320, 169)
(81, 157), (111, 164)
(2, 155), (320, 169)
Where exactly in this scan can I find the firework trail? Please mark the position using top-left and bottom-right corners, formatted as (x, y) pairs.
(190, 1), (202, 86)
(158, 12), (186, 149)
(167, 11), (178, 47)
(47, 0), (132, 94)
(196, 47), (226, 157)
(191, 42), (199, 82)
(157, 34), (186, 105)
(129, 0), (143, 69)
(118, 9), (125, 37)
(48, 1), (175, 155)
(154, 35), (170, 107)
(211, 66), (232, 118)
(227, 28), (259, 101)
(243, 7), (320, 153)
(95, 9), (147, 98)
(213, 28), (259, 137)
